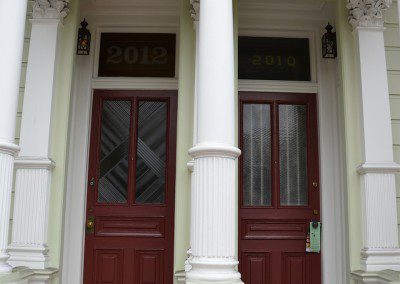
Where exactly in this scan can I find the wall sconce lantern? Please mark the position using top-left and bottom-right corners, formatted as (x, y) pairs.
(322, 23), (337, 59)
(77, 19), (91, 55)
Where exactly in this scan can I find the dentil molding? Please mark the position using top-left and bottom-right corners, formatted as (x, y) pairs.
(33, 0), (69, 20)
(347, 0), (392, 29)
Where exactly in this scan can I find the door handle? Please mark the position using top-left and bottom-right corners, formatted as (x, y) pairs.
(86, 216), (95, 233)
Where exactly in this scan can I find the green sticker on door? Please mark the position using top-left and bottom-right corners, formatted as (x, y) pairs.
(306, 222), (321, 253)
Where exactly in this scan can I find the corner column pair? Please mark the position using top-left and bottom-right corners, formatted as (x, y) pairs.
(187, 0), (242, 283)
(346, 0), (400, 271)
(0, 0), (69, 273)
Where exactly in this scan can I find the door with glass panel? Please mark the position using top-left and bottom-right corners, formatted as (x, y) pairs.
(239, 92), (320, 284)
(83, 90), (177, 284)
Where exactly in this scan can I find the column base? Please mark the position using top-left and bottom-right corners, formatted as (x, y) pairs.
(0, 252), (12, 273)
(8, 245), (49, 270)
(352, 269), (400, 283)
(186, 258), (242, 283)
(360, 248), (400, 271)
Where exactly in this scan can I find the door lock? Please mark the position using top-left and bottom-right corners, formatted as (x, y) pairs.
(89, 178), (95, 187)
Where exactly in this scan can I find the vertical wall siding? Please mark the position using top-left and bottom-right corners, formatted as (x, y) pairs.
(384, 0), (400, 242)
(9, 0), (33, 244)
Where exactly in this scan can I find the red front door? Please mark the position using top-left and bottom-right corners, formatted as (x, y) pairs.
(83, 90), (177, 284)
(238, 92), (321, 284)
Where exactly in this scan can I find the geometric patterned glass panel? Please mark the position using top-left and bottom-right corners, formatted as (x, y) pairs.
(98, 100), (131, 203)
(243, 104), (272, 206)
(279, 104), (308, 206)
(135, 101), (167, 204)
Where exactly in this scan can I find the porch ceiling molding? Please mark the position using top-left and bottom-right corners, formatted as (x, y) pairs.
(347, 0), (392, 29)
(32, 0), (69, 20)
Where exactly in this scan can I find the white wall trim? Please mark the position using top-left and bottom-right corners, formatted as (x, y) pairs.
(238, 80), (319, 93)
(91, 77), (179, 90)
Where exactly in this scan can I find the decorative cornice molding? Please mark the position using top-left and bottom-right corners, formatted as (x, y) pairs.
(33, 0), (69, 20)
(347, 0), (392, 29)
(190, 0), (200, 22)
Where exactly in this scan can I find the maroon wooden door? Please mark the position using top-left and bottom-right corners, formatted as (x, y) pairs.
(83, 90), (177, 284)
(239, 92), (321, 284)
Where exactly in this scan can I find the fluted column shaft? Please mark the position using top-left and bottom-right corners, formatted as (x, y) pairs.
(0, 0), (27, 274)
(187, 0), (242, 283)
(8, 0), (68, 269)
(347, 0), (400, 271)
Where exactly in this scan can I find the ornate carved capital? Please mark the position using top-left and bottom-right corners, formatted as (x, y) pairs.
(347, 0), (392, 29)
(190, 0), (200, 22)
(33, 0), (69, 20)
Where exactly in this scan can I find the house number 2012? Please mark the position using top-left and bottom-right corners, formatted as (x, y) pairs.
(106, 46), (168, 65)
(252, 55), (297, 67)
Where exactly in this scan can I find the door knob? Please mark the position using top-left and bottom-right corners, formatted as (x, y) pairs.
(86, 216), (95, 233)
(86, 220), (94, 229)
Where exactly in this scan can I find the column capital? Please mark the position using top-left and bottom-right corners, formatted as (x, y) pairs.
(190, 0), (200, 22)
(33, 0), (69, 21)
(347, 0), (391, 29)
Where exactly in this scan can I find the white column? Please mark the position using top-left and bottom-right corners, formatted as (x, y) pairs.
(186, 0), (242, 283)
(7, 0), (69, 270)
(0, 0), (27, 274)
(347, 0), (400, 271)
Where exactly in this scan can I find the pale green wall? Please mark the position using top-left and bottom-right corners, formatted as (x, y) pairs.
(383, 0), (400, 242)
(173, 0), (195, 273)
(48, 0), (80, 268)
(335, 0), (364, 276)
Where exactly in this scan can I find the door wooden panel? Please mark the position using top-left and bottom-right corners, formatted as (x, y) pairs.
(282, 253), (307, 284)
(94, 249), (124, 284)
(242, 252), (271, 284)
(84, 90), (177, 284)
(134, 250), (164, 284)
(239, 92), (320, 284)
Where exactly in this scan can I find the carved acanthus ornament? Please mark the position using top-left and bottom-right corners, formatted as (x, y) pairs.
(190, 0), (200, 22)
(347, 0), (391, 29)
(33, 0), (69, 20)
(184, 248), (193, 272)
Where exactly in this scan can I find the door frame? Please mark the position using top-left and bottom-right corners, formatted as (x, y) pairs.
(60, 17), (180, 283)
(238, 16), (347, 284)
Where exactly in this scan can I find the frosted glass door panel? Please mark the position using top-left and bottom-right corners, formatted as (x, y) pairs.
(243, 104), (272, 206)
(279, 104), (308, 206)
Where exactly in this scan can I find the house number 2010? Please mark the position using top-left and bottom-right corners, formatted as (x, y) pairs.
(106, 46), (168, 65)
(252, 55), (297, 67)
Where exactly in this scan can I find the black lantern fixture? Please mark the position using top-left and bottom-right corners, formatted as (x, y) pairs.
(322, 23), (337, 59)
(77, 19), (91, 55)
